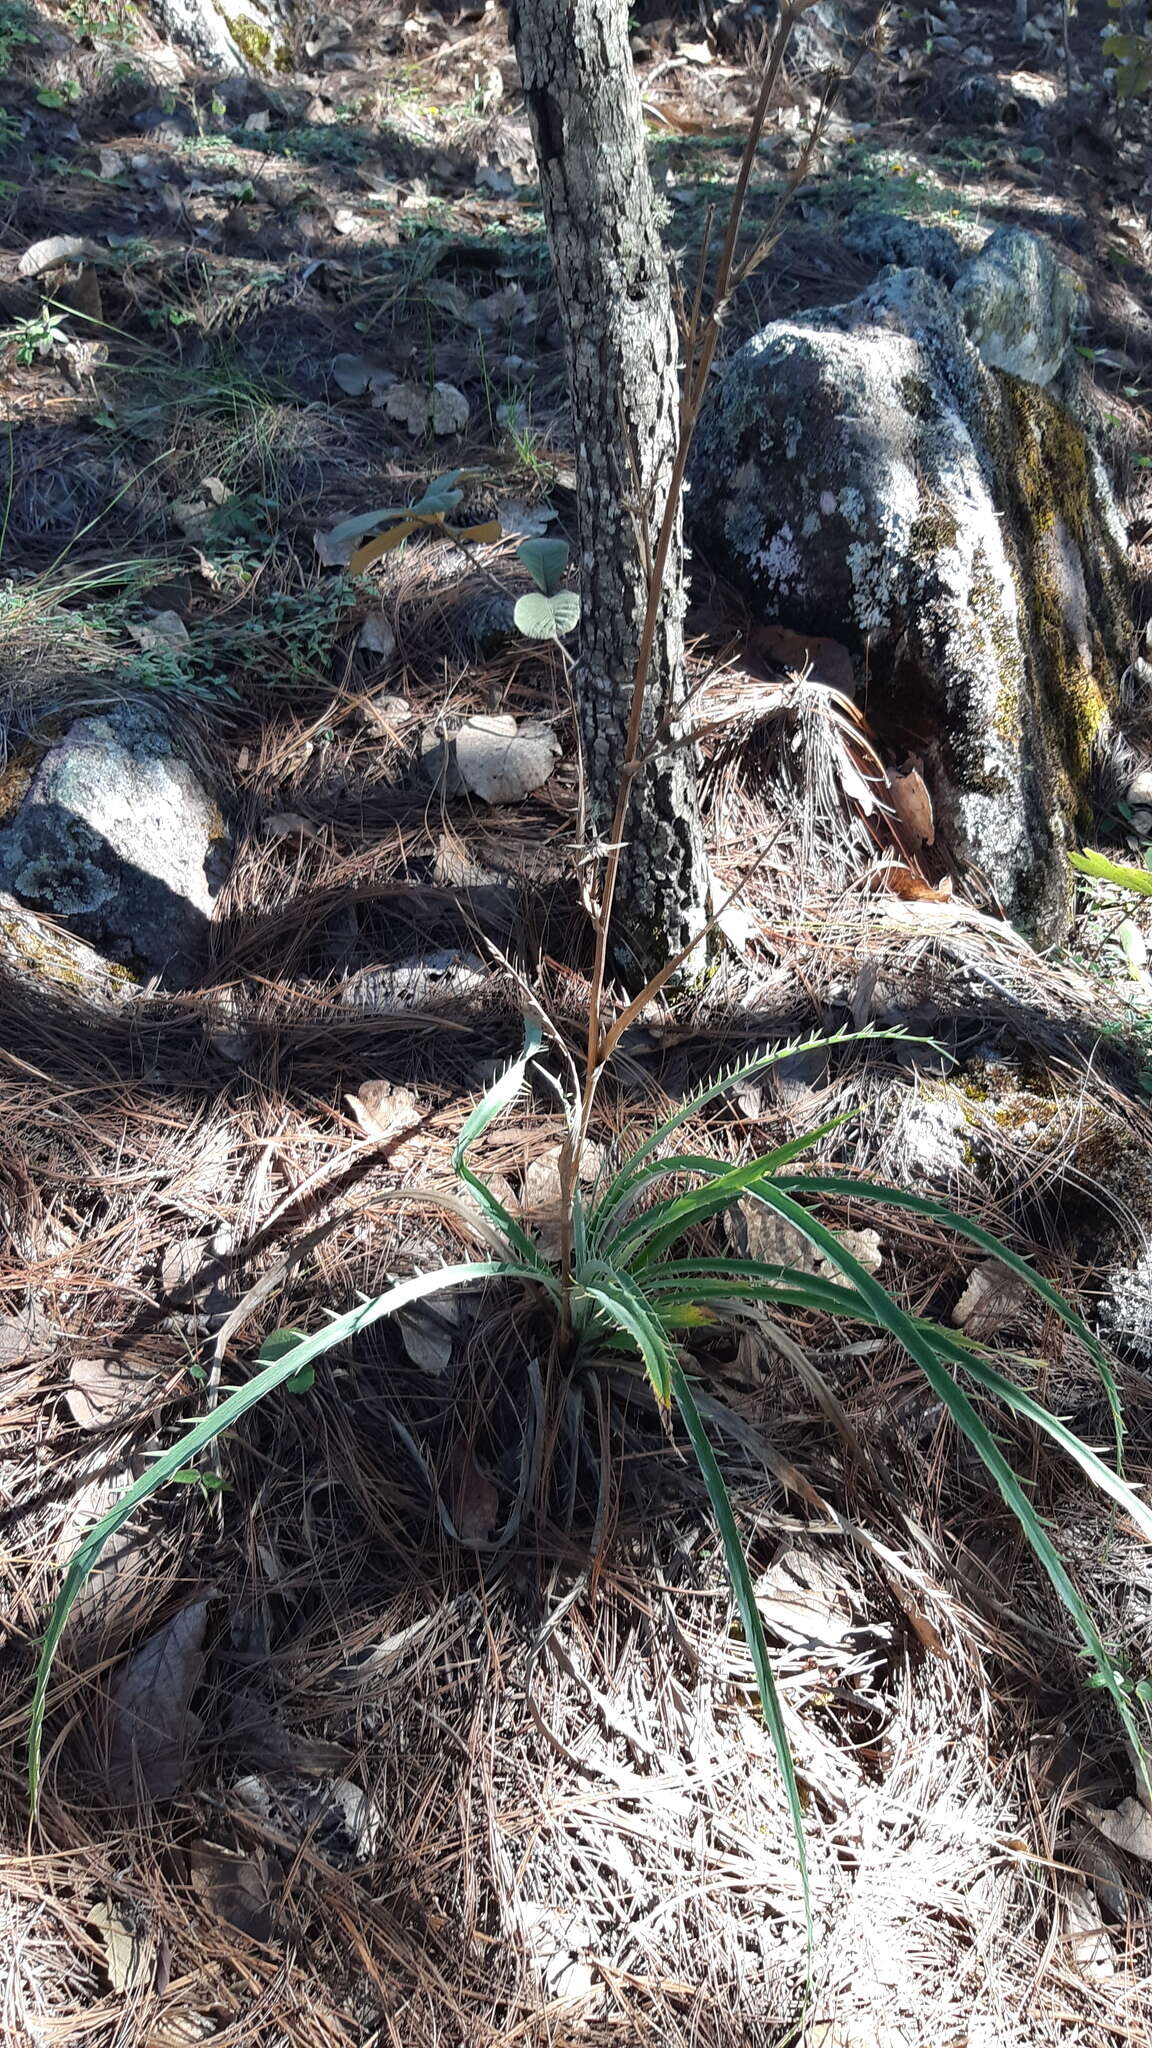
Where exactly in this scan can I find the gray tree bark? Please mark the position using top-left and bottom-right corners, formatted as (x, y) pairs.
(509, 0), (711, 988)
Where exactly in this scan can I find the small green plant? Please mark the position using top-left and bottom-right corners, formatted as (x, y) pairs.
(324, 471), (500, 576)
(513, 537), (580, 640)
(30, 1018), (1152, 1884)
(1103, 0), (1152, 101)
(36, 79), (81, 109)
(25, 0), (1152, 1919)
(3, 305), (69, 366)
(0, 0), (37, 70)
(65, 0), (137, 40)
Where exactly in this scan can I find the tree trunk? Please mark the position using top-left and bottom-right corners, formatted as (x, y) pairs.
(509, 0), (710, 987)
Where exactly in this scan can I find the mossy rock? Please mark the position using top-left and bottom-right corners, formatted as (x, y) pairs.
(0, 706), (230, 990)
(687, 245), (1134, 942)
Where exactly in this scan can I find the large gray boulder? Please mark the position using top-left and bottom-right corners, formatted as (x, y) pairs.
(0, 706), (229, 988)
(687, 237), (1132, 938)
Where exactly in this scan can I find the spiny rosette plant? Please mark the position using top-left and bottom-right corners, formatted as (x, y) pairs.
(31, 1022), (1152, 1901)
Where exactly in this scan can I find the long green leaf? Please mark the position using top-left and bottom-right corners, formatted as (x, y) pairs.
(933, 1332), (1152, 1544)
(454, 1157), (554, 1276)
(29, 1259), (537, 1810)
(670, 1359), (811, 1927)
(454, 1014), (543, 1170)
(611, 1148), (830, 1270)
(591, 1027), (906, 1225)
(650, 1263), (1152, 1541)
(774, 1173), (1123, 1460)
(579, 1261), (677, 1405)
(450, 1014), (553, 1273)
(591, 1112), (856, 1251)
(730, 1185), (1151, 1797)
(1069, 848), (1152, 897)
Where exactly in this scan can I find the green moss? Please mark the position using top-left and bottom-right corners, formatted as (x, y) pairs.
(0, 907), (133, 993)
(899, 372), (935, 422)
(990, 377), (1121, 829)
(909, 503), (962, 558)
(222, 10), (290, 72)
(0, 744), (37, 826)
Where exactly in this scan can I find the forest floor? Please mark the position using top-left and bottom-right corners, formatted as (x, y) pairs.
(3, 1), (1152, 2043)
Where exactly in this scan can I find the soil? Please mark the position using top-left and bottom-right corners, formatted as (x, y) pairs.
(2, 2), (1152, 2044)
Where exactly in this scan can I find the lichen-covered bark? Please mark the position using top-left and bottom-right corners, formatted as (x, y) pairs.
(509, 0), (710, 985)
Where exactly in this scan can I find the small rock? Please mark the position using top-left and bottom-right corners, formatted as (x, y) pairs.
(357, 612), (396, 658)
(0, 707), (229, 989)
(455, 715), (560, 804)
(688, 249), (1131, 940)
(0, 890), (133, 1010)
(340, 950), (487, 1014)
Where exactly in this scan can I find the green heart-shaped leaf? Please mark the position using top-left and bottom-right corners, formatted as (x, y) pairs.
(514, 590), (581, 640)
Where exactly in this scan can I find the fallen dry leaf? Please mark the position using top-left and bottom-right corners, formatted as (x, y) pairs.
(456, 715), (561, 803)
(150, 2011), (217, 2044)
(448, 1442), (500, 1544)
(127, 609), (189, 652)
(1063, 1880), (1115, 1978)
(875, 865), (953, 903)
(358, 690), (411, 734)
(1087, 1796), (1152, 1863)
(835, 1227), (884, 1275)
(520, 1145), (566, 1257)
(313, 525), (355, 567)
(886, 763), (935, 847)
(345, 1079), (422, 1142)
(495, 497), (555, 537)
(423, 278), (471, 319)
(56, 1467), (146, 1633)
(385, 380), (470, 437)
(160, 1237), (205, 1295)
(331, 350), (395, 399)
(398, 1293), (462, 1375)
(89, 1898), (150, 1992)
(67, 1352), (156, 1430)
(0, 1308), (56, 1366)
(189, 1841), (276, 1941)
(756, 1548), (855, 1647)
(107, 1595), (213, 1805)
(357, 611), (396, 657)
(951, 1258), (1029, 1337)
